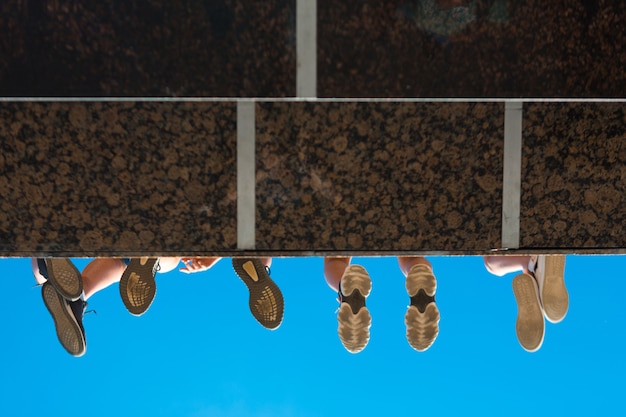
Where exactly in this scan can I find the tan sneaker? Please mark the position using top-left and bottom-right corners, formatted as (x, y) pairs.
(337, 264), (372, 354)
(531, 255), (568, 323)
(512, 273), (544, 352)
(405, 264), (440, 352)
(119, 258), (160, 316)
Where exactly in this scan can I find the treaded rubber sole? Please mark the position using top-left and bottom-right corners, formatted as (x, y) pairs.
(405, 264), (436, 298)
(46, 259), (83, 301)
(232, 259), (284, 330)
(341, 265), (372, 298)
(337, 264), (372, 353)
(338, 303), (371, 354)
(512, 273), (544, 352)
(119, 258), (158, 316)
(540, 256), (568, 323)
(405, 304), (440, 352)
(405, 264), (439, 352)
(42, 282), (86, 357)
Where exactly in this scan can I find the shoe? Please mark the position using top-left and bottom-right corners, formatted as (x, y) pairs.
(337, 264), (372, 354)
(38, 258), (83, 301)
(41, 282), (87, 357)
(119, 258), (159, 316)
(530, 255), (568, 323)
(512, 273), (544, 352)
(405, 264), (440, 352)
(232, 259), (284, 330)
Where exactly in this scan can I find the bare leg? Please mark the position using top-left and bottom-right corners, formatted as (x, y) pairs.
(323, 257), (351, 292)
(31, 258), (46, 285)
(397, 256), (432, 277)
(483, 256), (532, 276)
(157, 257), (182, 273)
(81, 258), (127, 300)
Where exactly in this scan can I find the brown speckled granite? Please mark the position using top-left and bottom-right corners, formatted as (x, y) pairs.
(521, 103), (626, 249)
(0, 102), (237, 255)
(0, 1), (295, 97)
(255, 102), (503, 252)
(319, 0), (626, 98)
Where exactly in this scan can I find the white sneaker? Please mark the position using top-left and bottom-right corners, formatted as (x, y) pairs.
(529, 255), (568, 323)
(512, 273), (544, 352)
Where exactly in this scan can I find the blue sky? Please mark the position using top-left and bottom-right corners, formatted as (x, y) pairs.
(1, 255), (624, 416)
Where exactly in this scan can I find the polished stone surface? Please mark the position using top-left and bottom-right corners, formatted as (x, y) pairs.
(3, 101), (626, 256)
(255, 102), (504, 251)
(319, 0), (626, 98)
(0, 1), (295, 97)
(521, 103), (626, 249)
(0, 102), (237, 255)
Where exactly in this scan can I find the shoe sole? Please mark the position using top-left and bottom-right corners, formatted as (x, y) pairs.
(337, 265), (372, 353)
(405, 265), (439, 352)
(540, 256), (568, 323)
(46, 259), (83, 301)
(119, 258), (158, 316)
(42, 282), (86, 357)
(512, 273), (544, 352)
(232, 259), (284, 330)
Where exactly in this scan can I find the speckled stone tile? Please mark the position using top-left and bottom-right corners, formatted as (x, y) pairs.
(319, 0), (626, 98)
(521, 103), (626, 249)
(256, 102), (503, 251)
(0, 102), (237, 255)
(0, 1), (295, 97)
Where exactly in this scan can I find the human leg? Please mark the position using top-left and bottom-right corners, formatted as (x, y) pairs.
(231, 258), (284, 330)
(324, 257), (372, 354)
(81, 258), (127, 300)
(398, 256), (440, 352)
(483, 255), (531, 276)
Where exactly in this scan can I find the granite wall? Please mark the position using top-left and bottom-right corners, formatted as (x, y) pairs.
(0, 102), (237, 256)
(1, 0), (624, 98)
(2, 101), (625, 256)
(0, 1), (296, 97)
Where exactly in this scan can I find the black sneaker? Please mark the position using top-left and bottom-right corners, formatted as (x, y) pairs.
(337, 264), (372, 354)
(119, 258), (160, 316)
(41, 282), (87, 357)
(38, 258), (83, 301)
(232, 259), (284, 330)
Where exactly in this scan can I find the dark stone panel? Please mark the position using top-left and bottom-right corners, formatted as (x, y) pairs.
(521, 103), (626, 249)
(319, 0), (626, 98)
(256, 102), (503, 251)
(0, 1), (295, 97)
(0, 102), (237, 255)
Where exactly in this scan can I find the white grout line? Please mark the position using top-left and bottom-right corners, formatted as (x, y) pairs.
(296, 0), (317, 98)
(237, 101), (256, 250)
(502, 101), (523, 249)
